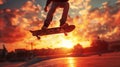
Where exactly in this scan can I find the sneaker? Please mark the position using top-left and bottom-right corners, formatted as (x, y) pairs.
(41, 26), (47, 30)
(60, 23), (69, 28)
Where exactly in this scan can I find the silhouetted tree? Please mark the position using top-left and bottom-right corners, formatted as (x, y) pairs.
(73, 44), (83, 55)
(1, 44), (8, 58)
(91, 36), (109, 56)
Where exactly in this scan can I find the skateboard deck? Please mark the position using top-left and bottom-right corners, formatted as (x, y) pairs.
(30, 25), (75, 39)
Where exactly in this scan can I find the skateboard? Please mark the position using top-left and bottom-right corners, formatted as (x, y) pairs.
(30, 25), (75, 39)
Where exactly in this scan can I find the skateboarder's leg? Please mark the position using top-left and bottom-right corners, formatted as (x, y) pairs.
(60, 2), (69, 27)
(42, 3), (57, 29)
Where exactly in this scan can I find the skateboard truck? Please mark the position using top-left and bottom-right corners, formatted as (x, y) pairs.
(30, 30), (41, 40)
(64, 32), (68, 36)
(60, 27), (68, 36)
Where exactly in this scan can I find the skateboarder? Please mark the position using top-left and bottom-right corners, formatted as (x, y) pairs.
(42, 0), (69, 30)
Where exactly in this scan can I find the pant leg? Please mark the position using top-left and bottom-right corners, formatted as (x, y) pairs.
(60, 2), (69, 26)
(43, 3), (57, 28)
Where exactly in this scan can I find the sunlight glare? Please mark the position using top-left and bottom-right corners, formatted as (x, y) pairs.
(61, 40), (73, 48)
(67, 57), (76, 67)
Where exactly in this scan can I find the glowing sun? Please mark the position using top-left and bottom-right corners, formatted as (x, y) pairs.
(60, 40), (73, 48)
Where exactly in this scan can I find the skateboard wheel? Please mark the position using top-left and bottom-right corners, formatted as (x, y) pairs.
(37, 36), (41, 39)
(64, 33), (68, 36)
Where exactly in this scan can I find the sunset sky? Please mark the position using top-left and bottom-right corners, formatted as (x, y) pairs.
(0, 0), (117, 8)
(0, 0), (119, 51)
